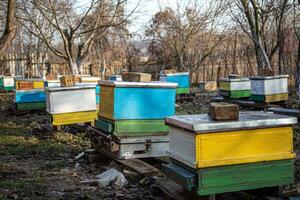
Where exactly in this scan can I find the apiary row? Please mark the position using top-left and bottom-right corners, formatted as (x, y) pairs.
(219, 75), (289, 102)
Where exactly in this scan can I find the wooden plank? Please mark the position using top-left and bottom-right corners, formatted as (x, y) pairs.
(117, 158), (159, 176)
(99, 85), (115, 120)
(154, 178), (209, 200)
(251, 93), (289, 103)
(121, 72), (152, 82)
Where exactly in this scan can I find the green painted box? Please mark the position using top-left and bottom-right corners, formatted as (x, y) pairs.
(95, 118), (169, 137)
(162, 159), (294, 196)
(177, 87), (190, 94)
(16, 102), (46, 111)
(219, 90), (251, 99)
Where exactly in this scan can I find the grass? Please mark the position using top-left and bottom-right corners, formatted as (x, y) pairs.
(0, 180), (25, 190)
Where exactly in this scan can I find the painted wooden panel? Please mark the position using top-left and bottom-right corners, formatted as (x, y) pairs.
(51, 111), (97, 125)
(251, 93), (288, 103)
(45, 81), (60, 88)
(160, 73), (190, 88)
(99, 86), (115, 120)
(219, 90), (251, 98)
(114, 87), (176, 120)
(15, 90), (46, 103)
(99, 85), (176, 120)
(4, 86), (14, 91)
(176, 87), (190, 94)
(3, 77), (14, 87)
(251, 77), (288, 95)
(163, 159), (294, 196)
(95, 118), (169, 136)
(109, 75), (122, 81)
(46, 87), (96, 114)
(95, 134), (169, 159)
(219, 80), (250, 91)
(16, 102), (46, 111)
(169, 126), (294, 169)
(16, 80), (44, 90)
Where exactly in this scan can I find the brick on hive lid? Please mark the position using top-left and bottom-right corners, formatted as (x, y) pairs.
(121, 72), (152, 82)
(209, 102), (239, 121)
(258, 68), (275, 76)
(60, 75), (75, 87)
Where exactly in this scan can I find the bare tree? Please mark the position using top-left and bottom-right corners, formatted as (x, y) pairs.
(18, 0), (139, 75)
(146, 0), (227, 81)
(0, 0), (16, 55)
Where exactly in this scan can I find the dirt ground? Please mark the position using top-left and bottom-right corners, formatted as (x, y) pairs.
(0, 92), (299, 200)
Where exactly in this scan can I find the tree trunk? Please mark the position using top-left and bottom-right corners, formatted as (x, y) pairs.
(0, 0), (16, 55)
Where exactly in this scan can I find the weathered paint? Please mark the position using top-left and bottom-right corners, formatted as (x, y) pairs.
(219, 90), (251, 98)
(15, 80), (44, 90)
(15, 90), (46, 103)
(169, 126), (294, 169)
(46, 86), (96, 114)
(95, 118), (169, 136)
(16, 102), (46, 110)
(163, 159), (294, 196)
(251, 93), (289, 102)
(250, 75), (288, 95)
(159, 73), (190, 88)
(51, 111), (97, 126)
(219, 79), (251, 91)
(99, 85), (176, 120)
(94, 134), (170, 159)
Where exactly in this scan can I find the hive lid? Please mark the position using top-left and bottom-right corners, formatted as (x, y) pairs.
(99, 80), (177, 88)
(165, 111), (297, 133)
(249, 75), (289, 80)
(160, 72), (189, 76)
(219, 78), (250, 82)
(45, 85), (95, 92)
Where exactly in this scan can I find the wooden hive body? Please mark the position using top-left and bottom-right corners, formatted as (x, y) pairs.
(99, 81), (177, 121)
(162, 159), (294, 196)
(0, 76), (14, 91)
(250, 75), (288, 95)
(166, 112), (297, 169)
(45, 80), (61, 88)
(46, 86), (96, 114)
(218, 78), (251, 98)
(159, 72), (190, 94)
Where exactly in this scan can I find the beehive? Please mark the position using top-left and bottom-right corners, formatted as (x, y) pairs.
(45, 80), (60, 88)
(250, 75), (289, 102)
(163, 111), (297, 195)
(79, 76), (100, 83)
(199, 81), (217, 92)
(218, 78), (251, 98)
(15, 89), (46, 110)
(99, 81), (177, 120)
(109, 75), (122, 81)
(159, 72), (190, 94)
(46, 85), (97, 126)
(0, 76), (14, 92)
(166, 112), (296, 169)
(15, 78), (44, 90)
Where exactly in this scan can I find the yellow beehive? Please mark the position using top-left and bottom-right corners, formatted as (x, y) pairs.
(166, 112), (297, 169)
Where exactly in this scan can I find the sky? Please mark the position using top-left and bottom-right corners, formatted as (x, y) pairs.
(77, 0), (178, 37)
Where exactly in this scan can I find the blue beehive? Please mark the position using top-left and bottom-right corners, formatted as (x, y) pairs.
(159, 72), (190, 94)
